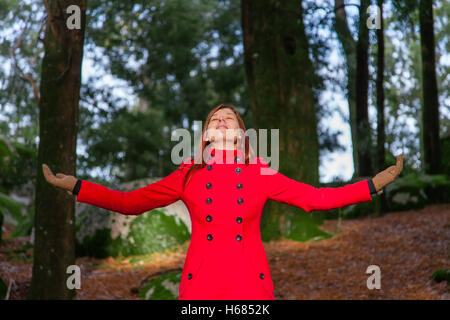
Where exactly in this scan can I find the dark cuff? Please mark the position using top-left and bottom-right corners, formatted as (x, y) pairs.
(73, 179), (82, 196)
(367, 179), (377, 195)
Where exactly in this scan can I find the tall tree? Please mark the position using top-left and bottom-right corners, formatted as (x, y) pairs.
(242, 0), (328, 241)
(355, 0), (372, 177)
(375, 0), (387, 213)
(333, 0), (359, 176)
(419, 0), (441, 174)
(334, 0), (374, 177)
(30, 0), (86, 299)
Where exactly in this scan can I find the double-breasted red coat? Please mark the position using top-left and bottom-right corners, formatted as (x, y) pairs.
(75, 147), (374, 300)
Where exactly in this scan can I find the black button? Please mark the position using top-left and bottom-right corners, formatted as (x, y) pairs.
(260, 273), (264, 279)
(235, 156), (240, 163)
(188, 273), (193, 280)
(235, 167), (241, 173)
(207, 165), (213, 170)
(206, 198), (212, 204)
(207, 234), (213, 241)
(206, 215), (212, 222)
(236, 234), (242, 241)
(206, 183), (212, 189)
(236, 217), (242, 223)
(237, 198), (243, 204)
(237, 183), (243, 189)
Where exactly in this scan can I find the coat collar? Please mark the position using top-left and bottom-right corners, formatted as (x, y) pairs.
(206, 147), (244, 164)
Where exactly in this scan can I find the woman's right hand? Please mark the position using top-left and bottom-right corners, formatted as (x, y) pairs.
(372, 154), (404, 195)
(42, 163), (78, 195)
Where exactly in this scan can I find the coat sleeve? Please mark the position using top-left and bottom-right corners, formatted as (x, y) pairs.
(75, 158), (192, 215)
(260, 159), (373, 212)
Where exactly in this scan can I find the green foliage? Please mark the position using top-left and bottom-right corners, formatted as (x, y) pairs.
(76, 208), (190, 258)
(386, 173), (450, 211)
(0, 137), (37, 194)
(0, 0), (43, 151)
(0, 0), (20, 18)
(139, 271), (181, 300)
(75, 227), (121, 258)
(124, 209), (190, 255)
(282, 209), (333, 242)
(77, 0), (250, 184)
(77, 106), (170, 183)
(261, 204), (332, 242)
(9, 205), (34, 238)
(0, 192), (23, 224)
(0, 191), (34, 238)
(431, 269), (450, 283)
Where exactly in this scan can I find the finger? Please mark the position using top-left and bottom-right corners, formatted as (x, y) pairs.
(390, 155), (403, 177)
(396, 154), (404, 173)
(42, 164), (55, 182)
(43, 163), (54, 176)
(377, 189), (383, 195)
(66, 190), (73, 196)
(56, 173), (65, 179)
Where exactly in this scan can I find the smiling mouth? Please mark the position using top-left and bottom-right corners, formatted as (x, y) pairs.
(217, 125), (228, 129)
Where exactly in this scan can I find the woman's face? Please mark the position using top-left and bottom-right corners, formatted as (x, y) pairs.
(206, 108), (241, 144)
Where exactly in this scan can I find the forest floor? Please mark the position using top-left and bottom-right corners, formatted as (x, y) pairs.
(1, 203), (449, 300)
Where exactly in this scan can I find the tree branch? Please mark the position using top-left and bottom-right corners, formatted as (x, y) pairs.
(10, 19), (40, 105)
(42, 0), (59, 38)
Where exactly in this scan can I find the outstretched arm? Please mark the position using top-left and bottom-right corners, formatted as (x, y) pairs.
(265, 169), (374, 212)
(74, 168), (185, 215)
(263, 154), (403, 212)
(43, 160), (191, 216)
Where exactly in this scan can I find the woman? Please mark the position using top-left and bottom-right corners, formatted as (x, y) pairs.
(42, 103), (404, 300)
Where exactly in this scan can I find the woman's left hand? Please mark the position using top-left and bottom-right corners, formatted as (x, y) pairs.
(42, 163), (78, 195)
(372, 154), (404, 195)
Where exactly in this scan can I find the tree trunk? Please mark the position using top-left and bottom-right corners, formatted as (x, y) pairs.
(242, 0), (324, 241)
(333, 0), (359, 177)
(419, 0), (441, 174)
(355, 0), (373, 177)
(30, 0), (86, 299)
(376, 0), (388, 214)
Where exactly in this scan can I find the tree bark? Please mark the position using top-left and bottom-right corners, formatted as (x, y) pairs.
(30, 0), (86, 299)
(242, 0), (320, 240)
(376, 0), (388, 214)
(419, 0), (441, 174)
(355, 0), (373, 177)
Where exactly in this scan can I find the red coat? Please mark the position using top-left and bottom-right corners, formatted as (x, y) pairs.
(75, 147), (373, 300)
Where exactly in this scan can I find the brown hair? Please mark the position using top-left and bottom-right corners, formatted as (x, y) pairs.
(182, 104), (255, 190)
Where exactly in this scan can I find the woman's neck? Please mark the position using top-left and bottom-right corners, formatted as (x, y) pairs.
(208, 140), (236, 150)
